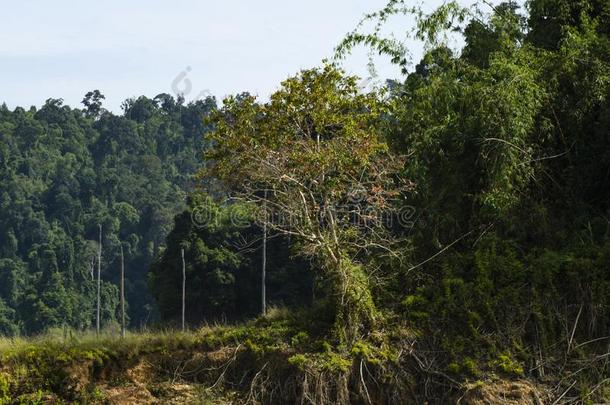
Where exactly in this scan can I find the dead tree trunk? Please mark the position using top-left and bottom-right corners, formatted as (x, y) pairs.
(120, 243), (125, 338)
(96, 224), (102, 336)
(181, 248), (186, 332)
(261, 190), (267, 316)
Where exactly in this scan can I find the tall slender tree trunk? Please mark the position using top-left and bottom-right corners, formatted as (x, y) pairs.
(181, 248), (186, 332)
(261, 190), (267, 316)
(311, 137), (320, 304)
(96, 224), (102, 336)
(120, 243), (125, 338)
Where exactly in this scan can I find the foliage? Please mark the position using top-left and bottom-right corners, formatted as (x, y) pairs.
(0, 93), (216, 334)
(333, 0), (610, 400)
(149, 193), (313, 324)
(2, 0), (610, 401)
(204, 65), (411, 342)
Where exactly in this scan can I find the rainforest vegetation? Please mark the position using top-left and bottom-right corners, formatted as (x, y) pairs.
(0, 92), (217, 333)
(0, 0), (609, 403)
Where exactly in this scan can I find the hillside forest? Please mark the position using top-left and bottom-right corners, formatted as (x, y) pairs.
(1, 0), (610, 402)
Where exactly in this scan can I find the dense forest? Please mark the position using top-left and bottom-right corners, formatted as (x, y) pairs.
(154, 0), (610, 346)
(1, 0), (610, 402)
(0, 90), (315, 334)
(0, 93), (216, 333)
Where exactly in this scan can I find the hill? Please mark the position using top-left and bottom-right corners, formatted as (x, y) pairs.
(0, 94), (214, 333)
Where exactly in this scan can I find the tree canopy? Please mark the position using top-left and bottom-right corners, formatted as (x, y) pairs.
(0, 93), (215, 333)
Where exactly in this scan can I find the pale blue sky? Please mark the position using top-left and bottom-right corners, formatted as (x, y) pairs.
(0, 1), (508, 112)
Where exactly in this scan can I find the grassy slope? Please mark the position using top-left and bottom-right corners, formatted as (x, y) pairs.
(0, 309), (550, 404)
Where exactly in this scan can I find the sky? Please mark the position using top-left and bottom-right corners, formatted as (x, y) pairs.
(0, 0), (488, 112)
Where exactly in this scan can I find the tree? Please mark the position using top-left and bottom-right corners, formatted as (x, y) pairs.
(120, 243), (125, 338)
(261, 194), (267, 316)
(527, 0), (610, 49)
(149, 192), (313, 325)
(181, 247), (185, 332)
(149, 193), (243, 324)
(96, 224), (102, 336)
(82, 90), (106, 118)
(327, 2), (610, 397)
(204, 65), (411, 342)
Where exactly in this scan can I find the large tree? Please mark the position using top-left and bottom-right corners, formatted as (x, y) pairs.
(204, 65), (411, 342)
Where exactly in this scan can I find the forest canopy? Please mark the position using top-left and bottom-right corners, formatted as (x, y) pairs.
(0, 94), (215, 333)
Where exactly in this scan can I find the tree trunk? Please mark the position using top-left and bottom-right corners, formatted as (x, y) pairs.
(96, 224), (102, 337)
(120, 243), (125, 338)
(181, 248), (186, 332)
(261, 198), (267, 316)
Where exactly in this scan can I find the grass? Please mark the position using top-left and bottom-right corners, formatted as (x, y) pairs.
(0, 328), (202, 358)
(0, 307), (509, 404)
(0, 316), (301, 404)
(0, 307), (376, 403)
(0, 308), (297, 357)
(0, 309), (302, 396)
(0, 312), (570, 404)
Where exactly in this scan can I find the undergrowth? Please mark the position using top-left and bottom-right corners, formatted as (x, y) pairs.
(0, 306), (606, 404)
